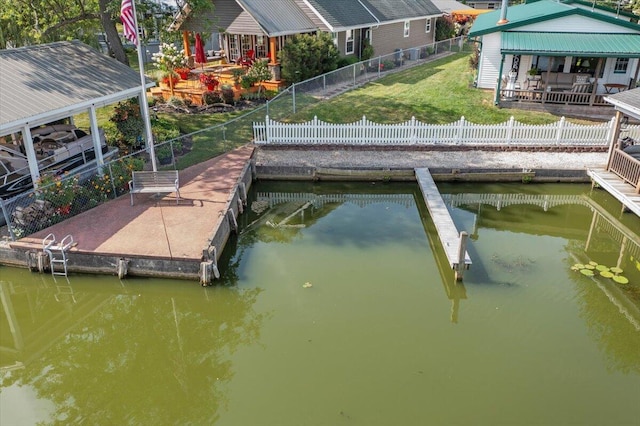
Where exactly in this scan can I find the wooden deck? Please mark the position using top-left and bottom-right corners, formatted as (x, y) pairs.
(588, 168), (640, 216)
(415, 168), (472, 271)
(150, 63), (285, 106)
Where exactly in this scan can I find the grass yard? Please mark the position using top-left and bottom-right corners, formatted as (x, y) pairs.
(289, 53), (579, 125)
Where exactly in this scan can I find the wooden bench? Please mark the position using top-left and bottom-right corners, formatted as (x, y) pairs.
(129, 170), (180, 205)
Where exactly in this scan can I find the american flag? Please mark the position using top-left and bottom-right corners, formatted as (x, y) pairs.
(120, 0), (137, 45)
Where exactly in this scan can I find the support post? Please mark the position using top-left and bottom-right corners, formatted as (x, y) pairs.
(455, 231), (469, 281)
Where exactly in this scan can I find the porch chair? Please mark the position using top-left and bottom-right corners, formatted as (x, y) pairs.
(237, 49), (255, 68)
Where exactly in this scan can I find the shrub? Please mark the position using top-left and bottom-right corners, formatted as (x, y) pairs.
(436, 16), (456, 41)
(110, 99), (144, 149)
(245, 60), (273, 97)
(337, 56), (359, 68)
(279, 32), (339, 83)
(220, 85), (235, 104)
(202, 90), (223, 105)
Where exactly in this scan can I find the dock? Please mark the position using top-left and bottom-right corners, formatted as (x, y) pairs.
(415, 168), (471, 279)
(587, 168), (640, 216)
(0, 145), (255, 284)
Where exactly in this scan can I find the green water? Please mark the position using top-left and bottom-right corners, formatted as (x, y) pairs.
(1, 182), (639, 425)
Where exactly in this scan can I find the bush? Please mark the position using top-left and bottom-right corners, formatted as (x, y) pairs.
(337, 56), (359, 68)
(436, 16), (456, 41)
(279, 32), (339, 83)
(110, 99), (144, 149)
(220, 85), (235, 104)
(202, 90), (223, 105)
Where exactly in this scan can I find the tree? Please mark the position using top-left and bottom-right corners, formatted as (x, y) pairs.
(435, 16), (456, 42)
(245, 60), (273, 98)
(279, 32), (339, 84)
(0, 0), (214, 66)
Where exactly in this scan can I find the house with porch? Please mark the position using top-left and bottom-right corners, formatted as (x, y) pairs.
(170, 0), (443, 78)
(467, 0), (640, 114)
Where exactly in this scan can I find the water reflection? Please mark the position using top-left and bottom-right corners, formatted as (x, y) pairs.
(2, 182), (640, 425)
(0, 276), (266, 424)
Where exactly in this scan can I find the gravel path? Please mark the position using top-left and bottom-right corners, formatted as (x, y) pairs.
(254, 148), (609, 170)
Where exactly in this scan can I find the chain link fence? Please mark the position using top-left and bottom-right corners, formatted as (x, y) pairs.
(1, 37), (469, 241)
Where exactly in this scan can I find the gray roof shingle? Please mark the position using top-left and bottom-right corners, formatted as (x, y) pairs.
(305, 0), (379, 28)
(238, 0), (318, 36)
(361, 0), (441, 21)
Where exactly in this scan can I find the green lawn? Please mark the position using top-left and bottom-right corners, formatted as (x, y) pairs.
(289, 53), (574, 125)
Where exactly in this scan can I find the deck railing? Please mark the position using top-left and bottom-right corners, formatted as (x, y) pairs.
(608, 149), (640, 193)
(501, 89), (609, 106)
(253, 115), (626, 146)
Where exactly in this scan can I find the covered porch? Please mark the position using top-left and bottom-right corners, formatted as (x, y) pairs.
(494, 32), (640, 112)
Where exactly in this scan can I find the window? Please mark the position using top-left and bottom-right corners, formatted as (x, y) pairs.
(256, 35), (267, 59)
(425, 19), (431, 33)
(404, 21), (410, 38)
(228, 35), (240, 61)
(614, 58), (629, 74)
(345, 30), (354, 54)
(487, 3), (496, 9)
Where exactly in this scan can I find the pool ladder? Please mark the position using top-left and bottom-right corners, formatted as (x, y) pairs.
(43, 233), (74, 277)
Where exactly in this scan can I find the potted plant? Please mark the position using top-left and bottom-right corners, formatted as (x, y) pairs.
(528, 67), (540, 77)
(152, 43), (187, 95)
(175, 67), (191, 80)
(199, 73), (219, 91)
(231, 68), (245, 88)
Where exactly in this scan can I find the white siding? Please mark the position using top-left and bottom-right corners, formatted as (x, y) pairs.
(477, 32), (502, 89)
(521, 16), (640, 33)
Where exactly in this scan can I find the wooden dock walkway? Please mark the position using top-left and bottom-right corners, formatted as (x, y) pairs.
(587, 168), (640, 216)
(415, 168), (471, 277)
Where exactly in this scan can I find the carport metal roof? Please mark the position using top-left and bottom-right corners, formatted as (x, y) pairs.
(501, 32), (640, 58)
(0, 40), (153, 136)
(606, 87), (640, 121)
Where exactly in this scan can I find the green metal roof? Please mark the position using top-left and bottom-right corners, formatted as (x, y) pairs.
(501, 32), (640, 58)
(468, 0), (640, 37)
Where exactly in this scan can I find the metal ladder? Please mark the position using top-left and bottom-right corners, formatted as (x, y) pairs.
(43, 233), (74, 277)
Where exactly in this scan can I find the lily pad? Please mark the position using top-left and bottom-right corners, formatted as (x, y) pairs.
(588, 261), (599, 266)
(584, 264), (595, 270)
(610, 267), (623, 274)
(570, 265), (580, 271)
(302, 282), (313, 288)
(599, 271), (614, 278)
(574, 263), (585, 269)
(612, 275), (629, 284)
(580, 269), (595, 276)
(595, 265), (609, 272)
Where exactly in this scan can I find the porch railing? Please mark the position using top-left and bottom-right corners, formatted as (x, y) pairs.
(608, 149), (640, 193)
(500, 89), (609, 106)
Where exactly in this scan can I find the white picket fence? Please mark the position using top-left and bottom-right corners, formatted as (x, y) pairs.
(253, 115), (640, 147)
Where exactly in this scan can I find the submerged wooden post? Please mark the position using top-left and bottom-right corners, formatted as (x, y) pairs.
(455, 231), (469, 281)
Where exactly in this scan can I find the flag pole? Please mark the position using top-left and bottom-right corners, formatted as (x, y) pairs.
(127, 0), (158, 171)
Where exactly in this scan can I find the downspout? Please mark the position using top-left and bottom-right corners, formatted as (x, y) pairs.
(495, 54), (505, 105)
(493, 0), (509, 105)
(497, 0), (509, 24)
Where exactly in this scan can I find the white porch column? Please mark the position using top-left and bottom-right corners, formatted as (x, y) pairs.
(89, 105), (104, 169)
(21, 125), (40, 189)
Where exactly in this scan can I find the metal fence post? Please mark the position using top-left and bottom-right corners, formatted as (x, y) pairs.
(292, 84), (296, 114)
(0, 198), (15, 240)
(108, 163), (118, 198)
